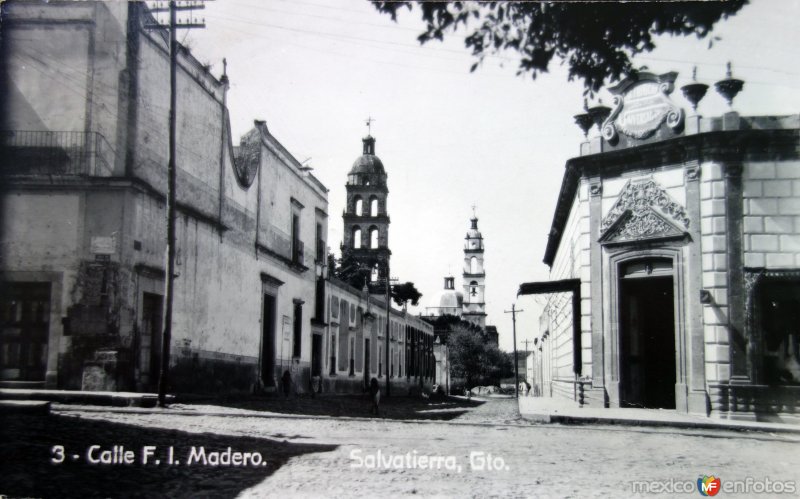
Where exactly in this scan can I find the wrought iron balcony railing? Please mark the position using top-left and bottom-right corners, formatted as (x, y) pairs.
(0, 130), (116, 177)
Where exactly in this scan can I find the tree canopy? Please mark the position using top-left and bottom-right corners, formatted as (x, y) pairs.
(371, 1), (747, 92)
(391, 281), (423, 309)
(446, 323), (512, 389)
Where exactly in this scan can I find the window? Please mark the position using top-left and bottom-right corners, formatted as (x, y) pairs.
(470, 280), (479, 297)
(369, 227), (379, 249)
(371, 265), (379, 282)
(470, 257), (479, 274)
(352, 227), (362, 249)
(759, 280), (800, 385)
(291, 213), (303, 265)
(370, 197), (379, 217)
(355, 197), (363, 216)
(293, 301), (302, 358)
(315, 222), (324, 262)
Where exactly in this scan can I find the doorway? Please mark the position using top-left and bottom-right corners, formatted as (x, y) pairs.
(141, 292), (163, 390)
(311, 333), (322, 377)
(261, 293), (276, 387)
(0, 282), (50, 382)
(619, 261), (676, 409)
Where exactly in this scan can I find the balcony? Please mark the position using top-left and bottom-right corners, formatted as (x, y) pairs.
(0, 130), (116, 177)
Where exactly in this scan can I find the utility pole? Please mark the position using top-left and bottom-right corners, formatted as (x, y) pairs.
(521, 338), (532, 352)
(383, 261), (397, 397)
(146, 1), (206, 407)
(504, 304), (524, 399)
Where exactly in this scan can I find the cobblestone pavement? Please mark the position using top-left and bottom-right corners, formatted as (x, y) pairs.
(449, 396), (521, 424)
(39, 403), (800, 498)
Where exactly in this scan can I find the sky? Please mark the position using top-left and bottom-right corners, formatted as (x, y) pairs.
(179, 0), (800, 353)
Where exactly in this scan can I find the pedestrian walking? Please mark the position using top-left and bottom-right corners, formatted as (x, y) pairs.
(369, 377), (381, 416)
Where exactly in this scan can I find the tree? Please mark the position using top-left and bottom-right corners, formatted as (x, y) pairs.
(447, 325), (487, 390)
(391, 281), (423, 310)
(371, 1), (747, 93)
(329, 250), (371, 290)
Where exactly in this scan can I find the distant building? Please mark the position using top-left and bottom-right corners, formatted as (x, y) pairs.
(321, 278), (434, 395)
(520, 69), (800, 421)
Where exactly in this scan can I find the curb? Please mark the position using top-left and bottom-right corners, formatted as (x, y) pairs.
(0, 400), (51, 415)
(0, 389), (173, 408)
(520, 412), (800, 435)
(53, 404), (531, 430)
(51, 404), (800, 436)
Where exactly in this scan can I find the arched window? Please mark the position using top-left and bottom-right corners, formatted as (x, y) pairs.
(470, 280), (479, 297)
(354, 197), (363, 216)
(369, 227), (379, 249)
(352, 227), (362, 249)
(370, 197), (379, 217)
(371, 265), (379, 282)
(470, 257), (479, 274)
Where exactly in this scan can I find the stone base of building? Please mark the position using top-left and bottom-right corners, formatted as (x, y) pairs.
(171, 351), (260, 395)
(709, 383), (800, 423)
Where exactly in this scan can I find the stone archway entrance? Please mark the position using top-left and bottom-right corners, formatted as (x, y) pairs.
(618, 259), (676, 409)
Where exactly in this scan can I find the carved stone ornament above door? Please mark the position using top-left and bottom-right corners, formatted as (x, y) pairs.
(599, 179), (690, 244)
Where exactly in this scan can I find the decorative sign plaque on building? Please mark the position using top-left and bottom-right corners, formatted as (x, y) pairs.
(90, 235), (116, 255)
(602, 71), (684, 143)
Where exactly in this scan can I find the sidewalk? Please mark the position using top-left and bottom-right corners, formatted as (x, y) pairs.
(0, 388), (172, 408)
(518, 396), (800, 434)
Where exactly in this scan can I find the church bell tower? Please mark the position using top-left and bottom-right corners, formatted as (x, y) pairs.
(463, 213), (486, 328)
(341, 133), (391, 288)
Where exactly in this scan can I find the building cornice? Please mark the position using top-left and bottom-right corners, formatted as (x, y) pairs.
(543, 124), (800, 267)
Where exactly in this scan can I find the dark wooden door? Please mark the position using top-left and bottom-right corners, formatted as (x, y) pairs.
(0, 282), (50, 382)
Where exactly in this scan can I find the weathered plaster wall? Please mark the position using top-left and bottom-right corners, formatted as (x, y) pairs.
(2, 2), (128, 175)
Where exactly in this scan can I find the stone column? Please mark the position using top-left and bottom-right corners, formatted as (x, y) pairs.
(724, 162), (749, 382)
(684, 162), (709, 414)
(588, 177), (606, 404)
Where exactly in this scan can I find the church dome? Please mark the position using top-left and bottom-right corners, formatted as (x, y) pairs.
(349, 136), (385, 175)
(428, 276), (463, 316)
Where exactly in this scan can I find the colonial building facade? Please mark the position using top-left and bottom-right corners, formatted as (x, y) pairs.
(0, 1), (436, 397)
(0, 1), (333, 394)
(522, 70), (800, 421)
